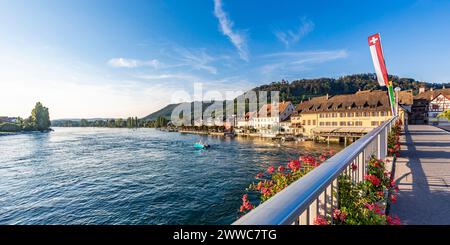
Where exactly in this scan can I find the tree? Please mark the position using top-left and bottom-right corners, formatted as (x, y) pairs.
(80, 119), (89, 127)
(438, 110), (450, 120)
(31, 102), (51, 131)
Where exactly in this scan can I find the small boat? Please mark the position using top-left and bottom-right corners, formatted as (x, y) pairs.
(194, 142), (210, 149)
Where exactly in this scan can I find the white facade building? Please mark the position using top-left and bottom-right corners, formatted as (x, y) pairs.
(428, 93), (450, 125)
(252, 101), (295, 137)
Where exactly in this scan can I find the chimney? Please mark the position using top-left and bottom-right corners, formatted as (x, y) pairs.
(419, 87), (425, 94)
(430, 87), (434, 92)
(444, 85), (446, 89)
(326, 93), (329, 100)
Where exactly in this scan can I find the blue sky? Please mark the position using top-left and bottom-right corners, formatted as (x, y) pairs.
(1, 0), (450, 119)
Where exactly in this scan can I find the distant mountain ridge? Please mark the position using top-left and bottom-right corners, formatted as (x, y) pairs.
(143, 73), (449, 121)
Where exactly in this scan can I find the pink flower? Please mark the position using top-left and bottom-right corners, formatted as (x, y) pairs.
(267, 166), (275, 174)
(287, 159), (301, 171)
(242, 194), (248, 202)
(364, 203), (375, 211)
(391, 194), (397, 204)
(365, 174), (381, 187)
(313, 215), (329, 225)
(278, 165), (285, 172)
(386, 215), (401, 225)
(390, 180), (396, 188)
(255, 172), (263, 179)
(332, 209), (347, 222)
(319, 155), (326, 162)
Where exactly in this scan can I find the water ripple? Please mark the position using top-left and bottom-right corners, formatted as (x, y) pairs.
(0, 127), (343, 224)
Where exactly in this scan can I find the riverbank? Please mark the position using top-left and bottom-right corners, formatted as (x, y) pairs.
(0, 129), (53, 136)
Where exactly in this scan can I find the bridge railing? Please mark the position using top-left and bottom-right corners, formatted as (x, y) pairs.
(233, 116), (398, 225)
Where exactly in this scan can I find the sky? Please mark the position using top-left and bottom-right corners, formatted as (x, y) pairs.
(1, 0), (450, 119)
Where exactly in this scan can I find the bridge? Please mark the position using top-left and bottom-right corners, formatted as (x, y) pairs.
(390, 125), (450, 224)
(233, 117), (450, 225)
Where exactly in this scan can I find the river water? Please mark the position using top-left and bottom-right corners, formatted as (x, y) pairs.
(0, 127), (343, 224)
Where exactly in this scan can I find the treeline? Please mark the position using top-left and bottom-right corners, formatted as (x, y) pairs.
(252, 73), (449, 104)
(52, 116), (168, 128)
(0, 102), (51, 132)
(144, 73), (448, 120)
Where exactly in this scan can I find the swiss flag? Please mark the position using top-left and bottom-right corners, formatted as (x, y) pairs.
(368, 33), (389, 87)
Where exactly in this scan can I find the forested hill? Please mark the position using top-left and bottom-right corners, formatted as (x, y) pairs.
(252, 73), (447, 105)
(143, 73), (449, 120)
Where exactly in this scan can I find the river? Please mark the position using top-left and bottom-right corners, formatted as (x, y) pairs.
(0, 127), (343, 224)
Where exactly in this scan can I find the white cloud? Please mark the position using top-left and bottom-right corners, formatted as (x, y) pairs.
(275, 18), (315, 48)
(108, 58), (161, 68)
(213, 0), (248, 61)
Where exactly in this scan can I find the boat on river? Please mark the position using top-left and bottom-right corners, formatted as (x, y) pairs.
(194, 142), (210, 149)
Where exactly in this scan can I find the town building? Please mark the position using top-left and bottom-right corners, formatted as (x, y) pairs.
(411, 87), (450, 125)
(292, 90), (411, 141)
(252, 101), (295, 137)
(236, 111), (256, 129)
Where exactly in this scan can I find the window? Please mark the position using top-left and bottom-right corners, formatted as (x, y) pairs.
(347, 121), (354, 126)
(364, 112), (369, 117)
(319, 122), (324, 126)
(355, 112), (361, 117)
(332, 122), (338, 126)
(381, 111), (387, 116)
(347, 112), (353, 117)
(307, 120), (311, 125)
(340, 113), (346, 117)
(332, 113), (337, 118)
(326, 122), (331, 126)
(302, 120), (306, 125)
(355, 121), (363, 126)
(340, 121), (346, 126)
(371, 121), (378, 126)
(371, 112), (377, 117)
(312, 120), (316, 125)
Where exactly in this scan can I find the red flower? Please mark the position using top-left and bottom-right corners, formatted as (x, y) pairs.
(278, 165), (285, 172)
(390, 180), (396, 188)
(386, 215), (401, 225)
(332, 209), (347, 222)
(239, 194), (254, 213)
(242, 194), (248, 202)
(364, 174), (381, 187)
(391, 194), (397, 204)
(351, 163), (358, 172)
(319, 155), (326, 162)
(267, 166), (275, 174)
(300, 155), (317, 166)
(377, 191), (384, 198)
(287, 159), (301, 171)
(255, 172), (263, 179)
(364, 203), (375, 211)
(313, 215), (329, 225)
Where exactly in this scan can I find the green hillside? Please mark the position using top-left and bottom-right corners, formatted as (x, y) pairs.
(143, 73), (449, 121)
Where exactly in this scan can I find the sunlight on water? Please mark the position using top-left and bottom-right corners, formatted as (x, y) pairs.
(0, 128), (343, 224)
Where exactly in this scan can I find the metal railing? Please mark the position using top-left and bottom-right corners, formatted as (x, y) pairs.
(233, 116), (398, 225)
